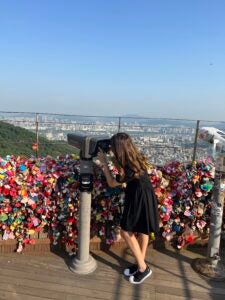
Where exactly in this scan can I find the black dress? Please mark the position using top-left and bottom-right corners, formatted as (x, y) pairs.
(119, 167), (159, 235)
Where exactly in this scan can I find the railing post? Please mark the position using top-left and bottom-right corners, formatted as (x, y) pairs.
(35, 113), (39, 158)
(192, 120), (200, 165)
(118, 117), (121, 132)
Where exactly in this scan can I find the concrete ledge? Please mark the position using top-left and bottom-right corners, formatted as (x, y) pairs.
(0, 235), (208, 254)
(0, 238), (51, 253)
(0, 236), (157, 253)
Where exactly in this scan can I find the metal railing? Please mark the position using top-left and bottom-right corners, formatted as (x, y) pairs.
(1, 111), (225, 165)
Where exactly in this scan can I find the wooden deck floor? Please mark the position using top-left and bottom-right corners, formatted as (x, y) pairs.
(0, 243), (225, 300)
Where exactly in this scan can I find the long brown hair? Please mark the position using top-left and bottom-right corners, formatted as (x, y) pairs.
(110, 132), (149, 177)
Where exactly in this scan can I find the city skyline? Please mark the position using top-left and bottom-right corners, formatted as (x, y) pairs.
(1, 1), (225, 120)
(0, 111), (215, 165)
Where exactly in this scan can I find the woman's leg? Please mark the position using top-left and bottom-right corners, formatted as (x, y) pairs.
(138, 233), (149, 260)
(121, 230), (147, 272)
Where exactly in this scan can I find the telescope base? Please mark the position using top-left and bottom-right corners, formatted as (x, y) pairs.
(192, 258), (225, 281)
(69, 255), (97, 275)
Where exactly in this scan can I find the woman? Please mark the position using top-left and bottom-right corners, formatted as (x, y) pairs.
(97, 132), (159, 284)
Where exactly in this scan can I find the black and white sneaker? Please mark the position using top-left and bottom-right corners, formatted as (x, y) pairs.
(129, 265), (152, 284)
(123, 264), (138, 276)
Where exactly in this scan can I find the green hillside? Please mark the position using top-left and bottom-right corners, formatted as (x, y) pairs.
(0, 121), (78, 157)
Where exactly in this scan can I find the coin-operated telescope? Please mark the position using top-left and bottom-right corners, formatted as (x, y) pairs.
(193, 127), (225, 280)
(67, 134), (111, 192)
(67, 133), (111, 274)
(198, 127), (225, 166)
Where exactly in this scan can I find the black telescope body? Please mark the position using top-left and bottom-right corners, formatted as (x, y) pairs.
(67, 133), (111, 159)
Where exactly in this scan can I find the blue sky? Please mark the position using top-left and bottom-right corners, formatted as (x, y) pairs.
(0, 0), (225, 120)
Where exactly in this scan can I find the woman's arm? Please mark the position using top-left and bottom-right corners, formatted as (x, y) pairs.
(97, 149), (121, 188)
(101, 164), (121, 188)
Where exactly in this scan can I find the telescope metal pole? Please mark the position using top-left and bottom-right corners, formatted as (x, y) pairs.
(192, 153), (225, 280)
(207, 172), (225, 267)
(70, 159), (97, 274)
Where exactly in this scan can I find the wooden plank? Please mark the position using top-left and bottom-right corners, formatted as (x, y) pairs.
(0, 290), (51, 300)
(0, 272), (154, 299)
(66, 292), (155, 300)
(155, 286), (225, 300)
(147, 278), (225, 295)
(0, 283), (66, 300)
(148, 252), (201, 266)
(2, 259), (225, 298)
(0, 248), (224, 300)
(1, 251), (224, 291)
(153, 269), (211, 285)
(1, 262), (225, 299)
(155, 293), (208, 300)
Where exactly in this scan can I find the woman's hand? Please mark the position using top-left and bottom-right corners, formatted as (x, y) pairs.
(96, 148), (108, 169)
(96, 148), (121, 188)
